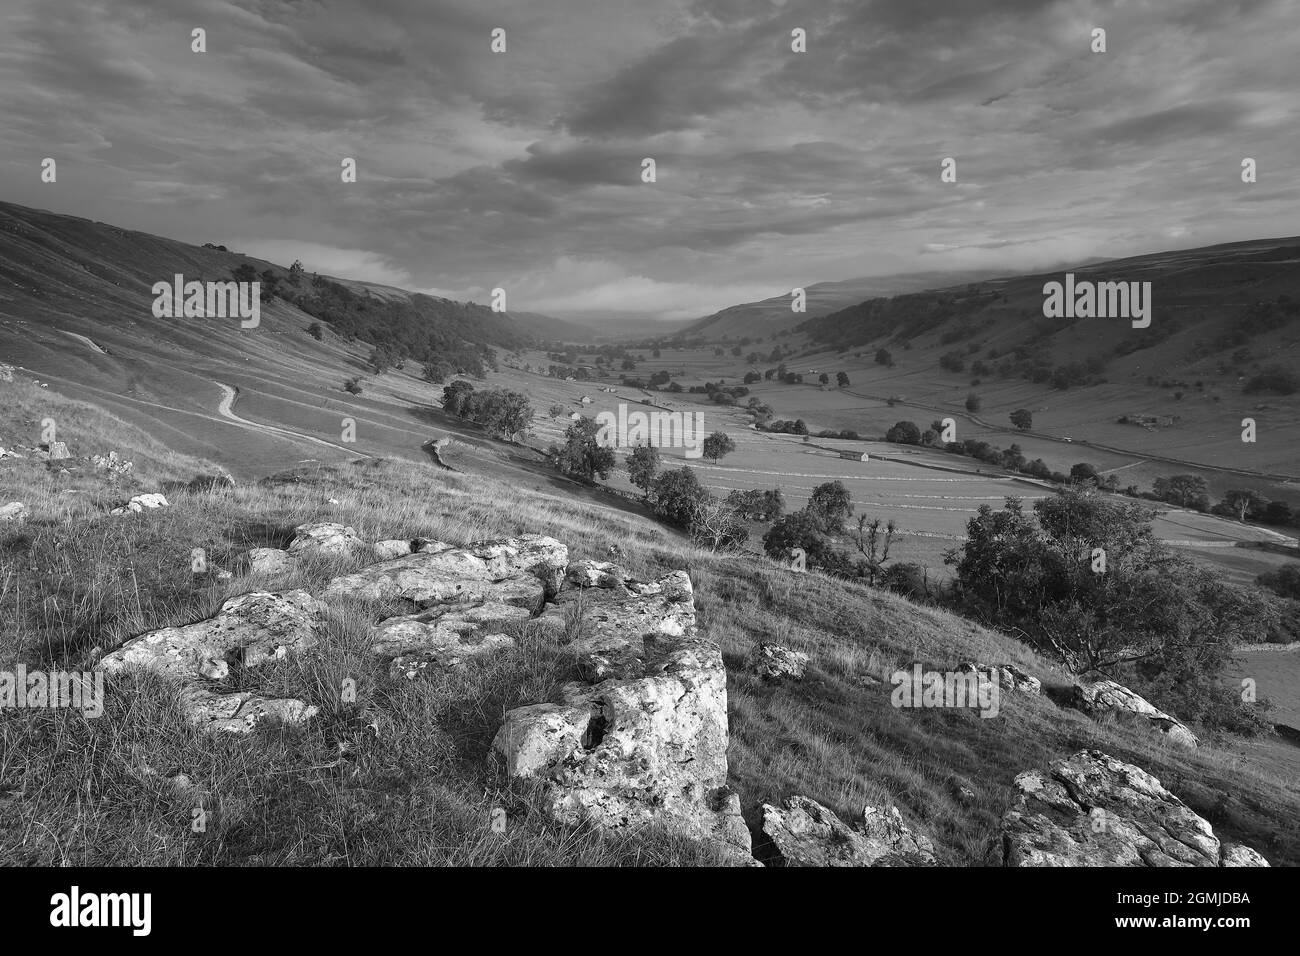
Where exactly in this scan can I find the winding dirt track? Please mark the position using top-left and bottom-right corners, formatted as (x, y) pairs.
(214, 382), (367, 457)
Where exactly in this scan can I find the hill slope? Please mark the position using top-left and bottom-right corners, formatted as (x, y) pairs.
(1, 377), (1296, 866)
(682, 270), (1013, 340)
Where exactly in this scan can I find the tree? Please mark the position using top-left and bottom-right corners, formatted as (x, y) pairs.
(836, 371), (850, 387)
(306, 321), (323, 341)
(652, 348), (661, 358)
(441, 380), (475, 418)
(622, 358), (636, 371)
(948, 489), (1276, 735)
(288, 259), (304, 286)
(1261, 500), (1295, 526)
(885, 421), (921, 445)
(819, 373), (830, 386)
(874, 348), (893, 367)
(1222, 489), (1269, 522)
(627, 443), (660, 497)
(702, 431), (735, 462)
(965, 392), (981, 413)
(851, 516), (896, 586)
(368, 345), (398, 375)
(690, 498), (748, 552)
(1152, 474), (1210, 509)
(1069, 462), (1099, 483)
(763, 511), (824, 564)
(258, 269), (280, 303)
(725, 488), (785, 522)
(232, 263), (258, 284)
(548, 403), (567, 419)
(651, 467), (709, 526)
(762, 512), (856, 576)
(806, 481), (854, 534)
(1257, 565), (1300, 599)
(1010, 408), (1032, 431)
(422, 361), (452, 384)
(342, 377), (362, 395)
(550, 416), (616, 482)
(467, 388), (532, 440)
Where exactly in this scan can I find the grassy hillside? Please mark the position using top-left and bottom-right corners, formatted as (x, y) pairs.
(681, 270), (1004, 340)
(3, 379), (1297, 866)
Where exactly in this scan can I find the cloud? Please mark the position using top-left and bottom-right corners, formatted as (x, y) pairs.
(0, 0), (1296, 322)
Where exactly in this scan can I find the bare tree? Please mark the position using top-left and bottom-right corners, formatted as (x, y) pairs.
(851, 516), (895, 585)
(690, 499), (747, 553)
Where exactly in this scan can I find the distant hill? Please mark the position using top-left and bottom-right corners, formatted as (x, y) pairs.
(0, 199), (572, 360)
(799, 237), (1300, 391)
(680, 270), (1005, 340)
(506, 309), (597, 342)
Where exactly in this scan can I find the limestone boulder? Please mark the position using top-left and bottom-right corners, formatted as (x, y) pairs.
(99, 590), (329, 681)
(0, 501), (28, 524)
(493, 567), (752, 863)
(533, 566), (697, 681)
(324, 534), (567, 611)
(1071, 680), (1198, 748)
(182, 687), (317, 734)
(372, 601), (530, 677)
(287, 521), (365, 558)
(1001, 750), (1268, 866)
(959, 661), (1041, 696)
(91, 451), (134, 477)
(761, 796), (935, 867)
(110, 493), (169, 515)
(244, 547), (295, 576)
(747, 642), (809, 681)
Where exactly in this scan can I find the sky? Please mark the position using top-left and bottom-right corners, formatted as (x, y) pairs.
(2, 0), (1297, 323)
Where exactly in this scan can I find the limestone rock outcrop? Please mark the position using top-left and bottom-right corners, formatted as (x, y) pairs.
(245, 547), (295, 576)
(492, 559), (752, 863)
(0, 501), (28, 524)
(100, 590), (328, 681)
(747, 642), (809, 681)
(110, 493), (168, 515)
(1001, 750), (1268, 866)
(958, 661), (1041, 696)
(324, 534), (567, 610)
(287, 521), (365, 558)
(91, 450), (134, 477)
(374, 601), (530, 678)
(240, 522), (374, 575)
(761, 796), (936, 867)
(183, 687), (318, 734)
(98, 591), (328, 733)
(1070, 680), (1198, 748)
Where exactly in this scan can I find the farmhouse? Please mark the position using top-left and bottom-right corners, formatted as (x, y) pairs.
(579, 394), (593, 405)
(839, 450), (869, 461)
